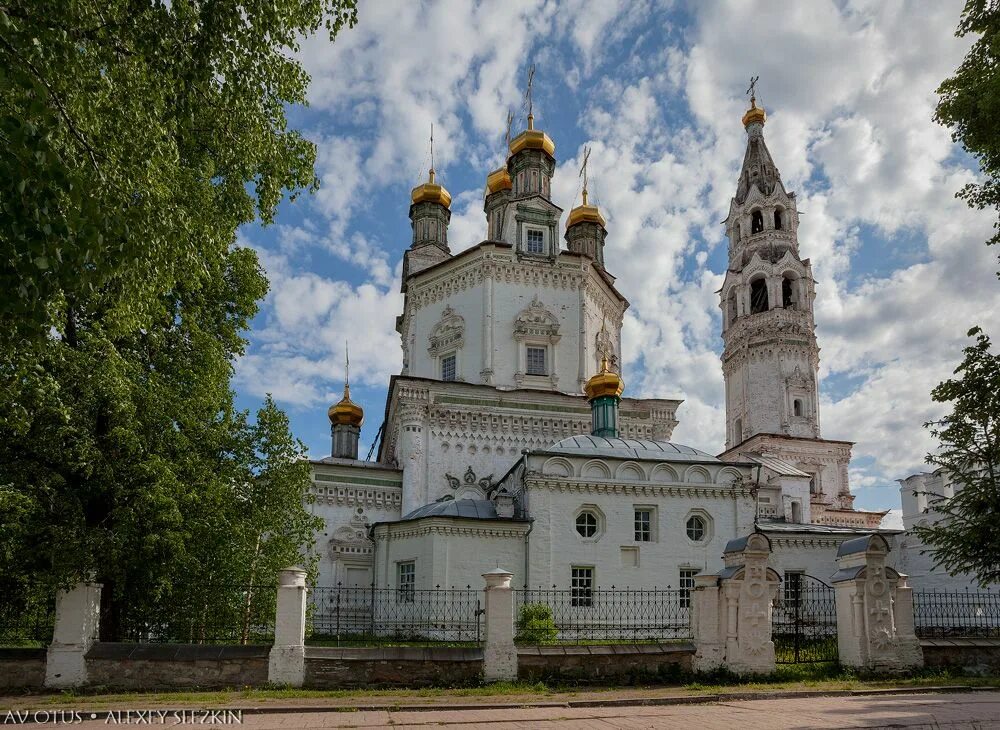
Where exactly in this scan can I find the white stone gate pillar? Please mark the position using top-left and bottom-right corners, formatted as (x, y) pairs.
(718, 532), (779, 674)
(691, 573), (724, 672)
(268, 567), (308, 686)
(481, 567), (516, 682)
(832, 535), (923, 671)
(45, 581), (102, 688)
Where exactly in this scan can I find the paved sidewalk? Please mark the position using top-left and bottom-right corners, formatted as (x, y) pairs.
(49, 690), (1000, 728)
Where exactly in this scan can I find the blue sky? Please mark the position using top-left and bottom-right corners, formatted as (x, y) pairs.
(234, 0), (1000, 528)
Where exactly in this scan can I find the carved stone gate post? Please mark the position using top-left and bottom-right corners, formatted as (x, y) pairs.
(832, 535), (923, 671)
(691, 532), (779, 674)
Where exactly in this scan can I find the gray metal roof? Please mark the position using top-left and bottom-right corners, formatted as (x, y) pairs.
(402, 499), (498, 521)
(744, 454), (810, 478)
(758, 520), (900, 536)
(540, 435), (720, 462)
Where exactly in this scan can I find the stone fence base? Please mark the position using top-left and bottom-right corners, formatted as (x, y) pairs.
(305, 647), (483, 688)
(517, 643), (694, 683)
(85, 644), (269, 690)
(921, 638), (1000, 676)
(0, 648), (47, 690)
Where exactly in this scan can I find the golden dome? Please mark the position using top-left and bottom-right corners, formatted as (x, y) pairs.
(742, 98), (766, 127)
(328, 384), (364, 427)
(411, 169), (452, 209)
(566, 190), (606, 229)
(509, 114), (555, 158)
(585, 355), (624, 401)
(486, 167), (512, 194)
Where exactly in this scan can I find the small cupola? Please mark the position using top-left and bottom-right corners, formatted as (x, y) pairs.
(484, 166), (512, 240)
(585, 355), (624, 438)
(328, 351), (364, 459)
(507, 112), (556, 201)
(565, 147), (607, 267)
(409, 165), (452, 249)
(402, 127), (453, 287)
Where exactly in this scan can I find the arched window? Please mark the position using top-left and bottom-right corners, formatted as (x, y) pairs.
(793, 399), (803, 417)
(774, 209), (783, 230)
(782, 276), (795, 309)
(734, 417), (743, 443)
(750, 277), (769, 314)
(727, 289), (738, 326)
(751, 210), (764, 234)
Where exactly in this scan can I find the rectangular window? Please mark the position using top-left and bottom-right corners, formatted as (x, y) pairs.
(397, 561), (415, 603)
(571, 566), (594, 607)
(679, 568), (698, 608)
(526, 346), (547, 376)
(784, 571), (803, 606)
(634, 509), (652, 542)
(526, 228), (544, 254)
(441, 353), (456, 382)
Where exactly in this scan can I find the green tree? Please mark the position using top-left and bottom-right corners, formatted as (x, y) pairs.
(935, 0), (1000, 260)
(915, 327), (1000, 585)
(0, 0), (355, 638)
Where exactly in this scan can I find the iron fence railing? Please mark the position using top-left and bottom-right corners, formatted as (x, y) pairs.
(913, 589), (1000, 639)
(0, 596), (55, 647)
(308, 585), (483, 646)
(112, 584), (276, 644)
(513, 586), (691, 644)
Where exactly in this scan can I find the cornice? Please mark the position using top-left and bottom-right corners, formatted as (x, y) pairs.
(526, 476), (754, 500)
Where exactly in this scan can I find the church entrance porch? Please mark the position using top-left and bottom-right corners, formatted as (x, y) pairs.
(771, 573), (838, 663)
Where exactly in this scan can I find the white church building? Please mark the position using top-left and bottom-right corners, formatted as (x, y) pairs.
(307, 93), (902, 597)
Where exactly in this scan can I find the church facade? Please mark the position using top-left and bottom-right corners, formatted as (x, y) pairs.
(308, 96), (895, 595)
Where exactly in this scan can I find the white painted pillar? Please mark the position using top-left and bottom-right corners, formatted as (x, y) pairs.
(45, 581), (102, 688)
(268, 567), (308, 687)
(481, 567), (516, 682)
(691, 573), (724, 672)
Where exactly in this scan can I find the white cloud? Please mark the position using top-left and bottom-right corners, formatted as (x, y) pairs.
(881, 509), (904, 531)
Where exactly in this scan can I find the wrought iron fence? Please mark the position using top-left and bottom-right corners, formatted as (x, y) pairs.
(308, 584), (483, 646)
(772, 574), (839, 663)
(113, 584), (276, 644)
(913, 589), (1000, 639)
(0, 594), (55, 647)
(513, 586), (691, 644)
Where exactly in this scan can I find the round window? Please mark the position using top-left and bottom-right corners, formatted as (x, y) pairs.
(686, 515), (707, 542)
(575, 511), (598, 538)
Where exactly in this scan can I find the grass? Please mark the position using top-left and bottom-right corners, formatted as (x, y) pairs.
(3, 667), (998, 710)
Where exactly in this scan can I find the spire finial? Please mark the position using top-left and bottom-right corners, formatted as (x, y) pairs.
(579, 145), (591, 206)
(428, 123), (435, 183)
(524, 64), (535, 129)
(344, 341), (351, 397)
(746, 75), (759, 108)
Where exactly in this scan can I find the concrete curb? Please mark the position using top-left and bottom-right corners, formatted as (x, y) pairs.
(2, 685), (993, 721)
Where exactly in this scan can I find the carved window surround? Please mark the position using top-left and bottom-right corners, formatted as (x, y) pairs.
(514, 296), (561, 389)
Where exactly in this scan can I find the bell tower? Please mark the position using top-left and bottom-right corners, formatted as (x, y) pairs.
(720, 91), (820, 448)
(718, 84), (885, 527)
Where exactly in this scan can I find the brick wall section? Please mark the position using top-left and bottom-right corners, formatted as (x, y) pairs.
(0, 648), (46, 690)
(85, 643), (268, 690)
(921, 639), (1000, 675)
(305, 647), (483, 688)
(517, 643), (695, 682)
